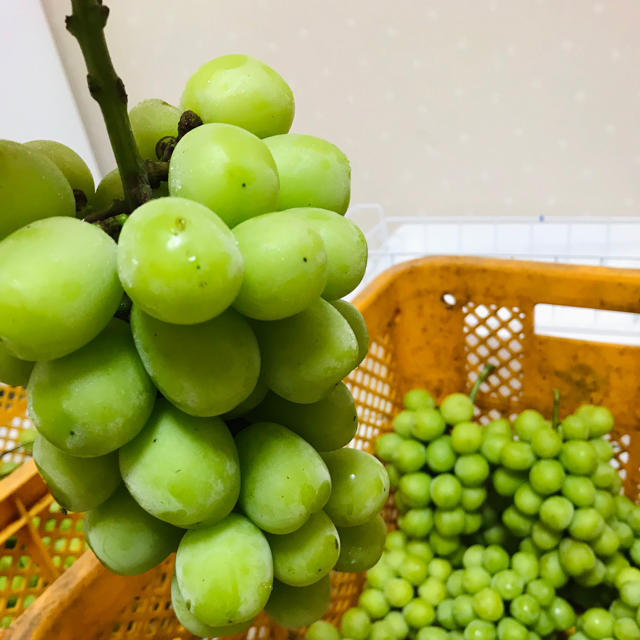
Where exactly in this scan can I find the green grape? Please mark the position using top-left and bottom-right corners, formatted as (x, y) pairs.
(370, 620), (395, 640)
(559, 440), (598, 475)
(455, 454), (490, 487)
(407, 541), (433, 562)
(398, 473), (432, 508)
(539, 496), (574, 531)
(497, 618), (528, 640)
(453, 594), (476, 627)
(434, 507), (465, 536)
(511, 552), (539, 582)
(513, 410), (545, 442)
(341, 608), (372, 640)
(539, 551), (569, 587)
(429, 558), (453, 581)
(461, 487), (487, 512)
(430, 474), (462, 508)
(85, 486), (181, 576)
(222, 376), (269, 420)
(465, 620), (497, 640)
(483, 524), (510, 546)
(491, 570), (524, 601)
(330, 302), (369, 367)
(393, 411), (416, 437)
(613, 618), (640, 640)
(481, 435), (511, 465)
(464, 545), (486, 568)
(473, 588), (504, 622)
(561, 414), (589, 440)
(384, 549), (407, 572)
(510, 594), (540, 627)
(612, 520), (634, 549)
(359, 589), (390, 619)
(525, 578), (555, 606)
(403, 598), (435, 628)
(322, 448), (389, 527)
(128, 98), (180, 160)
(576, 558), (606, 587)
(463, 567), (492, 593)
(530, 428), (562, 459)
(558, 538), (595, 576)
(171, 573), (254, 637)
(514, 483), (544, 516)
(562, 475), (596, 506)
(528, 459), (565, 495)
(282, 207), (367, 300)
(29, 319), (154, 457)
(398, 509), (434, 538)
(418, 627), (449, 640)
(501, 441), (536, 471)
(386, 464), (401, 490)
(464, 514), (483, 535)
(548, 596), (575, 631)
(592, 461), (618, 489)
(0, 140), (75, 239)
(404, 389), (436, 411)
(386, 530), (407, 550)
(131, 306), (260, 416)
(591, 438), (614, 462)
(252, 383), (358, 452)
(367, 562), (397, 590)
(393, 439), (427, 473)
(335, 514), (386, 573)
(605, 553), (630, 585)
(33, 434), (119, 512)
(568, 507), (605, 541)
(485, 419), (512, 438)
(382, 611), (409, 640)
(451, 422), (483, 454)
(236, 422), (331, 534)
(308, 621), (341, 640)
(264, 133), (350, 214)
(419, 577), (447, 605)
(253, 297), (359, 403)
(576, 405), (614, 437)
(482, 546), (510, 575)
(168, 123), (279, 228)
(376, 433), (405, 462)
(580, 608), (614, 639)
(119, 399), (239, 528)
(594, 489), (616, 520)
(436, 598), (457, 629)
(610, 598), (635, 620)
(413, 408), (446, 442)
(24, 139), (94, 197)
(494, 468), (527, 497)
(426, 435), (457, 473)
(0, 217), (122, 361)
(617, 496), (635, 520)
(118, 197), (243, 324)
(627, 506), (640, 534)
(232, 212), (329, 320)
(176, 513), (273, 626)
(181, 54), (294, 138)
(531, 521), (562, 550)
(265, 576), (330, 628)
(593, 524), (620, 557)
(91, 168), (123, 209)
(440, 393), (474, 425)
(0, 342), (33, 387)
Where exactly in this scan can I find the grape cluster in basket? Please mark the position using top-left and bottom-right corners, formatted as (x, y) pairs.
(309, 381), (640, 640)
(0, 54), (390, 636)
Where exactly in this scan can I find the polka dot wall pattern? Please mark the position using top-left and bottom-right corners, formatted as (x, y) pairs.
(43, 0), (640, 217)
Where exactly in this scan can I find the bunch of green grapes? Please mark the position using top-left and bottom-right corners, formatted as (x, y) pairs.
(0, 54), (387, 635)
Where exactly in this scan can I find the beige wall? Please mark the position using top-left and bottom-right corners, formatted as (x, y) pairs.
(44, 0), (640, 217)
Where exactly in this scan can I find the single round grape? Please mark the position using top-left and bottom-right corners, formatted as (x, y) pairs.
(367, 562), (397, 589)
(617, 495), (635, 519)
(547, 596), (576, 631)
(434, 507), (465, 537)
(481, 435), (511, 465)
(494, 469), (528, 497)
(399, 553), (429, 586)
(593, 524), (620, 557)
(412, 408), (447, 442)
(394, 439), (428, 473)
(613, 618), (640, 640)
(91, 168), (123, 209)
(181, 54), (294, 138)
(398, 509), (434, 538)
(612, 520), (634, 549)
(265, 133), (350, 214)
(501, 441), (536, 471)
(29, 319), (155, 457)
(131, 306), (260, 416)
(176, 513), (272, 626)
(627, 506), (640, 534)
(404, 389), (436, 411)
(559, 440), (598, 475)
(336, 514), (386, 573)
(620, 581), (640, 607)
(386, 465), (401, 490)
(531, 521), (562, 551)
(436, 598), (456, 630)
(254, 297), (359, 403)
(171, 573), (254, 637)
(418, 627), (449, 640)
(426, 436), (457, 473)
(451, 422), (482, 454)
(118, 197), (243, 324)
(393, 411), (416, 437)
(24, 139), (94, 197)
(576, 405), (614, 437)
(33, 434), (120, 512)
(538, 552), (567, 588)
(530, 428), (563, 459)
(526, 578), (555, 607)
(331, 300), (369, 365)
(558, 538), (595, 576)
(580, 608), (614, 639)
(473, 588), (504, 622)
(236, 422), (331, 534)
(455, 454), (490, 487)
(128, 98), (180, 160)
(529, 459), (565, 495)
(430, 474), (463, 509)
(594, 489), (616, 520)
(533, 610), (554, 638)
(370, 620), (395, 640)
(308, 620), (341, 640)
(463, 566), (492, 593)
(497, 618), (528, 640)
(119, 399), (239, 528)
(610, 598), (636, 620)
(591, 437), (614, 462)
(485, 419), (512, 438)
(592, 461), (618, 489)
(0, 140), (75, 239)
(562, 475), (596, 506)
(513, 410), (545, 442)
(341, 608), (372, 640)
(85, 486), (181, 576)
(407, 540), (433, 562)
(510, 594), (541, 627)
(511, 552), (539, 582)
(539, 496), (574, 531)
(386, 530), (407, 551)
(514, 483), (544, 516)
(383, 578), (413, 608)
(461, 487), (487, 512)
(440, 394), (474, 425)
(403, 598), (435, 628)
(0, 342), (33, 387)
(463, 545), (485, 568)
(0, 217), (121, 361)
(483, 524), (510, 546)
(491, 570), (524, 601)
(383, 549), (407, 572)
(568, 507), (605, 541)
(322, 448), (389, 527)
(283, 207), (367, 300)
(419, 576), (446, 606)
(376, 433), (405, 462)
(429, 531), (460, 557)
(576, 558), (606, 587)
(605, 553), (631, 585)
(429, 558), (453, 581)
(482, 546), (510, 575)
(465, 620), (497, 640)
(168, 123), (279, 228)
(251, 382), (358, 452)
(398, 473), (432, 508)
(561, 414), (589, 440)
(264, 575), (329, 629)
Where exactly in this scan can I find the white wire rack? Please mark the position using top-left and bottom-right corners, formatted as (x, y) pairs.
(347, 205), (640, 345)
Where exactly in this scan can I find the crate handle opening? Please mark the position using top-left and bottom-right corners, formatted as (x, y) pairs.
(534, 304), (640, 346)
(441, 292), (457, 308)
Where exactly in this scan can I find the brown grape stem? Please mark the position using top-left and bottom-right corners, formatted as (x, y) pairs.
(66, 0), (152, 212)
(469, 363), (496, 404)
(552, 388), (561, 429)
